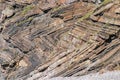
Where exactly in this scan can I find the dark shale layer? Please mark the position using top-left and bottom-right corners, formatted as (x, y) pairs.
(0, 0), (120, 80)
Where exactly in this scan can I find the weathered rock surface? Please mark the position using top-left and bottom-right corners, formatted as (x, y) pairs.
(0, 0), (120, 80)
(48, 71), (120, 80)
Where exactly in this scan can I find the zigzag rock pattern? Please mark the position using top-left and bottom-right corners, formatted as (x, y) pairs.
(0, 0), (120, 80)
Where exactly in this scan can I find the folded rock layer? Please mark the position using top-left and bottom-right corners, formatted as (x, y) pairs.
(0, 0), (120, 80)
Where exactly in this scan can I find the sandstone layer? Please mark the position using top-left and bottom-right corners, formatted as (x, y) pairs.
(0, 0), (120, 80)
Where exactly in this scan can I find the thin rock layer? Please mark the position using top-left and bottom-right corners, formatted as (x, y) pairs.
(0, 0), (120, 80)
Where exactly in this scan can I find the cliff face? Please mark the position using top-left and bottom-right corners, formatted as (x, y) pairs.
(0, 0), (120, 80)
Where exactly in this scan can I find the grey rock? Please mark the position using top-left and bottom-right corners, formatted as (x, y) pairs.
(2, 7), (14, 18)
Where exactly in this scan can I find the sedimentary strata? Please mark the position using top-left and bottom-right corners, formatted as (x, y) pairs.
(0, 0), (120, 80)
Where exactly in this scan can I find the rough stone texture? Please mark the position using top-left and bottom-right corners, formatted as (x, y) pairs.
(49, 71), (120, 80)
(0, 0), (120, 80)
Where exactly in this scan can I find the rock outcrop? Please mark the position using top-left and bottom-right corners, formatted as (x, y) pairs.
(0, 0), (120, 80)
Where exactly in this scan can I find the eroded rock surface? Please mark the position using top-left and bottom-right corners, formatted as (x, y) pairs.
(0, 0), (120, 80)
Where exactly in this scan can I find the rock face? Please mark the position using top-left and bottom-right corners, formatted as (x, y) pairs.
(48, 71), (120, 80)
(0, 0), (120, 80)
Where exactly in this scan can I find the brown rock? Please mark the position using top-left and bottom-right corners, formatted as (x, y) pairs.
(19, 60), (28, 67)
(0, 1), (120, 80)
